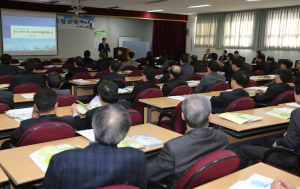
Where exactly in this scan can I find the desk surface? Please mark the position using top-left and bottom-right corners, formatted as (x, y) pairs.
(197, 163), (300, 189)
(0, 168), (8, 183)
(0, 123), (181, 185)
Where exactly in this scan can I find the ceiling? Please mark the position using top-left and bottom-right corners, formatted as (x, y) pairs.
(14, 0), (300, 15)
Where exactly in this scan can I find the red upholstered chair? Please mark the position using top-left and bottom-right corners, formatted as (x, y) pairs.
(198, 67), (208, 72)
(135, 59), (142, 63)
(251, 65), (254, 70)
(251, 70), (264, 76)
(17, 122), (75, 147)
(66, 58), (75, 62)
(36, 64), (45, 70)
(222, 97), (255, 113)
(71, 72), (92, 80)
(111, 79), (127, 87)
(61, 64), (75, 69)
(0, 75), (14, 84)
(98, 185), (140, 189)
(94, 70), (110, 79)
(133, 88), (163, 122)
(155, 69), (164, 75)
(137, 79), (159, 85)
(11, 59), (19, 63)
(288, 76), (296, 83)
(128, 70), (143, 76)
(20, 62), (25, 66)
(165, 77), (185, 83)
(33, 58), (41, 63)
(127, 109), (142, 126)
(0, 103), (10, 114)
(12, 83), (41, 94)
(270, 69), (278, 75)
(107, 57), (114, 61)
(168, 85), (193, 96)
(122, 66), (138, 71)
(187, 74), (202, 81)
(118, 58), (128, 62)
(46, 68), (64, 74)
(245, 80), (257, 88)
(50, 58), (62, 63)
(83, 63), (94, 68)
(41, 61), (53, 65)
(269, 91), (295, 106)
(207, 82), (230, 92)
(64, 61), (75, 65)
(57, 95), (79, 107)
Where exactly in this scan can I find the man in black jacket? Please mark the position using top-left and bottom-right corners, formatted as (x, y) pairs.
(218, 50), (227, 61)
(202, 49), (211, 59)
(267, 56), (280, 72)
(98, 37), (110, 56)
(218, 54), (234, 81)
(190, 55), (202, 73)
(0, 54), (20, 76)
(0, 91), (14, 109)
(251, 50), (261, 64)
(8, 58), (44, 91)
(92, 52), (111, 72)
(65, 56), (88, 80)
(294, 60), (300, 78)
(159, 61), (177, 83)
(252, 53), (270, 75)
(162, 65), (188, 96)
(157, 51), (168, 65)
(140, 51), (152, 67)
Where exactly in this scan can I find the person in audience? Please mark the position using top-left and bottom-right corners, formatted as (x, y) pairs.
(242, 61), (252, 76)
(73, 80), (131, 131)
(218, 50), (227, 61)
(120, 51), (138, 70)
(83, 50), (94, 65)
(159, 61), (177, 83)
(147, 95), (228, 188)
(140, 51), (152, 66)
(234, 51), (242, 58)
(126, 67), (160, 103)
(92, 52), (111, 72)
(252, 53), (270, 75)
(46, 72), (71, 96)
(8, 58), (44, 91)
(180, 54), (194, 80)
(218, 55), (234, 81)
(255, 68), (292, 105)
(0, 91), (14, 109)
(270, 178), (297, 189)
(210, 53), (218, 61)
(146, 56), (160, 69)
(267, 56), (280, 72)
(237, 77), (300, 172)
(157, 51), (168, 65)
(65, 56), (88, 80)
(190, 55), (202, 73)
(162, 53), (175, 71)
(293, 61), (300, 78)
(43, 104), (147, 189)
(195, 60), (225, 93)
(251, 50), (261, 64)
(0, 54), (20, 76)
(224, 53), (233, 64)
(211, 71), (250, 113)
(265, 60), (293, 87)
(162, 65), (187, 96)
(231, 57), (246, 73)
(203, 49), (211, 59)
(1, 88), (75, 150)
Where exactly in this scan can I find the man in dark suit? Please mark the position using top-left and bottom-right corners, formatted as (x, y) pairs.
(92, 52), (111, 72)
(202, 49), (211, 59)
(140, 51), (152, 67)
(252, 53), (270, 75)
(0, 91), (14, 109)
(159, 61), (177, 83)
(251, 50), (261, 64)
(162, 65), (188, 96)
(65, 56), (88, 80)
(73, 80), (132, 131)
(157, 51), (168, 65)
(1, 88), (75, 150)
(190, 55), (202, 73)
(234, 51), (242, 58)
(210, 52), (218, 61)
(0, 54), (20, 76)
(8, 59), (44, 91)
(180, 54), (194, 80)
(218, 50), (227, 61)
(218, 57), (234, 81)
(126, 67), (160, 103)
(237, 77), (300, 172)
(162, 53), (175, 72)
(211, 71), (250, 113)
(255, 68), (292, 106)
(46, 72), (71, 97)
(294, 61), (300, 78)
(43, 104), (147, 189)
(147, 95), (228, 188)
(98, 37), (110, 56)
(267, 56), (280, 72)
(83, 50), (94, 65)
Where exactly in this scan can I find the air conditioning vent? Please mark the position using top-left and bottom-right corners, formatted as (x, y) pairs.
(143, 0), (168, 4)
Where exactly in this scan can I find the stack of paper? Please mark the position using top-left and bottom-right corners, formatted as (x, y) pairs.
(229, 174), (274, 189)
(187, 80), (200, 84)
(21, 93), (35, 99)
(118, 88), (131, 93)
(5, 108), (33, 122)
(286, 103), (300, 108)
(73, 79), (91, 83)
(219, 113), (264, 124)
(246, 87), (267, 91)
(0, 84), (9, 89)
(187, 83), (197, 87)
(266, 108), (294, 119)
(168, 96), (186, 101)
(123, 87), (133, 92)
(155, 75), (163, 79)
(119, 134), (164, 149)
(123, 70), (132, 73)
(47, 65), (62, 68)
(77, 129), (95, 141)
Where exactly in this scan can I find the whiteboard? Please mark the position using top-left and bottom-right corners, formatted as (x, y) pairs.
(119, 37), (141, 47)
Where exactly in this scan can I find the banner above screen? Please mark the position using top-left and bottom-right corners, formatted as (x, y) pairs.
(57, 14), (95, 30)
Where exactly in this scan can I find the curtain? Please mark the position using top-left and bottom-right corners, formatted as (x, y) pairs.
(152, 20), (186, 61)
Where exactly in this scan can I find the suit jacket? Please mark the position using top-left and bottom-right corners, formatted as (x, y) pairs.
(8, 72), (44, 91)
(0, 91), (14, 109)
(211, 89), (250, 113)
(141, 59), (147, 66)
(159, 73), (170, 83)
(180, 63), (194, 80)
(202, 54), (211, 60)
(120, 59), (138, 70)
(294, 70), (300, 78)
(252, 57), (258, 64)
(269, 61), (280, 72)
(65, 67), (88, 80)
(190, 60), (202, 73)
(147, 128), (228, 188)
(53, 89), (71, 97)
(162, 78), (188, 96)
(162, 60), (174, 71)
(10, 114), (75, 146)
(219, 64), (234, 81)
(92, 58), (111, 72)
(252, 61), (270, 75)
(126, 81), (160, 103)
(0, 64), (20, 76)
(255, 83), (292, 105)
(93, 72), (126, 95)
(83, 58), (94, 65)
(218, 55), (227, 61)
(42, 142), (147, 189)
(98, 43), (110, 55)
(157, 57), (168, 65)
(242, 63), (252, 76)
(195, 72), (226, 93)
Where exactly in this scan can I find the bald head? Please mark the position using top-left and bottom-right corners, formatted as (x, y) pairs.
(170, 65), (182, 78)
(267, 56), (275, 63)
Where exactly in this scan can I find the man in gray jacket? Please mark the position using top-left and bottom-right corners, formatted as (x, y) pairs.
(180, 54), (194, 80)
(120, 51), (138, 70)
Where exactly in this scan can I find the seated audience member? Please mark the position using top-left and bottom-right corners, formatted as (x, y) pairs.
(65, 56), (88, 80)
(234, 51), (242, 58)
(73, 80), (131, 131)
(140, 51), (152, 66)
(0, 91), (14, 109)
(147, 95), (228, 188)
(120, 51), (138, 70)
(195, 60), (225, 93)
(126, 67), (160, 103)
(43, 104), (147, 189)
(231, 57), (247, 73)
(255, 68), (292, 105)
(252, 53), (270, 75)
(210, 53), (218, 61)
(242, 62), (252, 76)
(218, 50), (227, 61)
(267, 56), (280, 72)
(237, 77), (300, 172)
(0, 54), (20, 76)
(218, 55), (234, 81)
(251, 50), (261, 64)
(180, 54), (194, 80)
(159, 61), (177, 83)
(280, 59), (293, 69)
(8, 58), (44, 91)
(294, 61), (300, 78)
(211, 71), (250, 113)
(157, 51), (168, 65)
(190, 55), (202, 73)
(162, 53), (176, 71)
(162, 65), (188, 96)
(1, 88), (75, 149)
(225, 53), (234, 64)
(146, 56), (160, 69)
(92, 52), (111, 71)
(83, 50), (94, 65)
(203, 49), (211, 59)
(46, 72), (71, 96)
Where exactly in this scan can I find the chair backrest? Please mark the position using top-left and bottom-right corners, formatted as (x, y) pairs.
(98, 185), (140, 189)
(222, 97), (255, 113)
(174, 150), (240, 189)
(122, 66), (138, 71)
(94, 70), (110, 79)
(118, 57), (128, 62)
(36, 64), (44, 70)
(17, 122), (75, 147)
(0, 75), (14, 84)
(41, 61), (53, 65)
(137, 79), (159, 85)
(269, 91), (295, 106)
(251, 70), (264, 76)
(33, 58), (41, 63)
(128, 70), (143, 76)
(135, 59), (143, 63)
(172, 101), (187, 134)
(127, 109), (142, 126)
(198, 67), (208, 72)
(11, 59), (19, 63)
(207, 82), (230, 92)
(187, 74), (202, 81)
(83, 63), (94, 68)
(12, 83), (41, 94)
(168, 85), (193, 96)
(155, 69), (164, 75)
(46, 68), (64, 74)
(57, 95), (79, 107)
(71, 72), (92, 80)
(245, 80), (257, 88)
(165, 76), (185, 83)
(288, 76), (296, 83)
(61, 64), (75, 69)
(0, 103), (10, 114)
(270, 69), (278, 75)
(66, 57), (75, 62)
(107, 57), (114, 61)
(50, 58), (62, 63)
(111, 79), (127, 88)
(20, 62), (26, 66)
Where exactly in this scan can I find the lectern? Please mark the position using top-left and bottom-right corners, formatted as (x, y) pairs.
(114, 47), (130, 59)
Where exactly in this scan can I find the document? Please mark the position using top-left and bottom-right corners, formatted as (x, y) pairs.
(265, 108), (293, 119)
(77, 129), (95, 142)
(76, 99), (101, 115)
(5, 107), (33, 120)
(0, 84), (9, 88)
(118, 88), (131, 93)
(246, 87), (268, 91)
(220, 113), (264, 124)
(167, 96), (186, 101)
(118, 134), (164, 149)
(73, 79), (91, 83)
(187, 83), (197, 87)
(21, 93), (35, 99)
(187, 80), (200, 84)
(123, 87), (133, 92)
(286, 103), (300, 108)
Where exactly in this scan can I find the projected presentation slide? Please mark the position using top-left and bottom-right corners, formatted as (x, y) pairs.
(1, 10), (57, 56)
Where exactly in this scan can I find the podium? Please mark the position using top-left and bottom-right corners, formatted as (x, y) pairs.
(114, 47), (130, 59)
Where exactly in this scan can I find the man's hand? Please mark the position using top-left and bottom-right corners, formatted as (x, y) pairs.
(255, 89), (264, 95)
(271, 178), (297, 189)
(273, 141), (277, 147)
(71, 103), (77, 115)
(284, 132), (287, 137)
(32, 106), (39, 118)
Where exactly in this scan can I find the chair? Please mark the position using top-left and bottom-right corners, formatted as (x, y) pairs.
(0, 103), (10, 114)
(187, 74), (202, 81)
(11, 59), (19, 63)
(269, 91), (295, 106)
(251, 70), (264, 76)
(118, 57), (128, 62)
(46, 68), (64, 74)
(165, 77), (185, 83)
(168, 85), (193, 96)
(33, 58), (41, 63)
(107, 57), (114, 61)
(98, 185), (140, 189)
(245, 80), (257, 88)
(222, 97), (255, 113)
(198, 67), (208, 72)
(207, 82), (230, 92)
(12, 83), (41, 94)
(20, 62), (26, 66)
(66, 57), (75, 62)
(288, 76), (296, 83)
(41, 61), (53, 65)
(17, 122), (75, 147)
(111, 79), (127, 87)
(94, 70), (110, 79)
(122, 66), (138, 71)
(83, 63), (94, 68)
(57, 95), (79, 107)
(135, 59), (143, 63)
(50, 58), (62, 63)
(35, 64), (44, 70)
(0, 75), (14, 84)
(61, 64), (75, 69)
(137, 79), (159, 85)
(127, 109), (142, 126)
(128, 70), (143, 76)
(64, 61), (75, 65)
(71, 72), (92, 80)
(270, 69), (278, 75)
(155, 69), (164, 75)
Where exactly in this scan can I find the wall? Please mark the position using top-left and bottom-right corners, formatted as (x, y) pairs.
(186, 15), (300, 66)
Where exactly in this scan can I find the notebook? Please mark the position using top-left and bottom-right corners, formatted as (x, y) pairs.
(219, 113), (264, 124)
(167, 96), (186, 101)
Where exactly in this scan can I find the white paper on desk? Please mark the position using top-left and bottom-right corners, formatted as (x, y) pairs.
(267, 75), (276, 78)
(229, 181), (262, 189)
(123, 70), (132, 73)
(5, 107), (33, 118)
(246, 87), (267, 91)
(168, 96), (186, 101)
(21, 93), (35, 99)
(72, 79), (91, 83)
(87, 68), (91, 71)
(77, 129), (95, 142)
(187, 83), (197, 87)
(118, 88), (130, 93)
(0, 84), (9, 88)
(273, 108), (294, 114)
(187, 80), (200, 84)
(286, 103), (300, 108)
(245, 173), (274, 188)
(124, 87), (133, 92)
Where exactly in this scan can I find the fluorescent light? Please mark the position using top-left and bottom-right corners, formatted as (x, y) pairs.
(147, 10), (164, 12)
(245, 0), (262, 1)
(187, 4), (212, 8)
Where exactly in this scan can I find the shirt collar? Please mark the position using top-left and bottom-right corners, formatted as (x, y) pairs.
(185, 128), (195, 134)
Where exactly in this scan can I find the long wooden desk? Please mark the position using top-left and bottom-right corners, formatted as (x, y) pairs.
(0, 123), (181, 186)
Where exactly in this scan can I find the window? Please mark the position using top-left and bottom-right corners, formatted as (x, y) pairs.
(195, 14), (218, 47)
